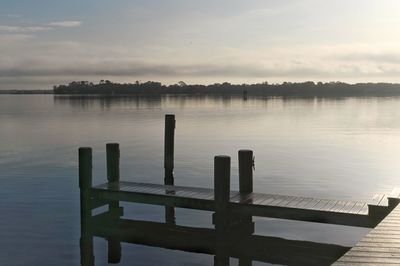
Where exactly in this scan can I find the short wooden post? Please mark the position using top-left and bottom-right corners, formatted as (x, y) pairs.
(214, 155), (231, 266)
(106, 143), (121, 263)
(107, 143), (120, 184)
(106, 143), (121, 217)
(79, 147), (94, 266)
(239, 150), (253, 194)
(214, 155), (231, 233)
(164, 114), (176, 224)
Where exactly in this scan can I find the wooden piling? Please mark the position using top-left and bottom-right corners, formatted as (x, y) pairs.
(79, 147), (93, 235)
(106, 143), (121, 217)
(164, 114), (175, 185)
(80, 236), (94, 266)
(106, 143), (121, 263)
(79, 147), (94, 266)
(239, 150), (253, 194)
(214, 155), (231, 234)
(238, 149), (255, 237)
(106, 143), (120, 183)
(107, 239), (121, 264)
(214, 155), (231, 266)
(164, 114), (176, 224)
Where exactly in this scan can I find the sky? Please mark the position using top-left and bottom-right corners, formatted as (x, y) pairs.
(1, 0), (400, 89)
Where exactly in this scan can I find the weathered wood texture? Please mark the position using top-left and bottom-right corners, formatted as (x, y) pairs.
(334, 203), (400, 265)
(91, 181), (396, 228)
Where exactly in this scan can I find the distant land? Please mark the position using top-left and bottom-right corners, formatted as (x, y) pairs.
(52, 80), (400, 97)
(0, 89), (53, 94)
(5, 81), (400, 97)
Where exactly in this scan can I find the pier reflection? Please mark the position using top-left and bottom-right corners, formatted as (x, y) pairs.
(80, 213), (350, 266)
(53, 94), (325, 111)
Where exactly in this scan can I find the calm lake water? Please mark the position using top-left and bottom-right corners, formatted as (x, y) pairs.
(2, 94), (400, 265)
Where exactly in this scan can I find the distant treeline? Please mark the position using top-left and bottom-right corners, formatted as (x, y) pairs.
(0, 90), (53, 94)
(53, 80), (400, 97)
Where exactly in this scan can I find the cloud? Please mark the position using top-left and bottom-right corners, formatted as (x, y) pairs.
(0, 34), (33, 41)
(0, 25), (51, 33)
(0, 57), (398, 80)
(4, 40), (400, 89)
(0, 20), (82, 35)
(48, 21), (82, 27)
(0, 14), (21, 18)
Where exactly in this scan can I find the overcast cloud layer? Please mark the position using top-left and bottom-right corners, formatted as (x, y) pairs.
(2, 0), (400, 89)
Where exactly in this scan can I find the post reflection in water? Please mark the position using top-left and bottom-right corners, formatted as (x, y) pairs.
(79, 208), (350, 266)
(53, 94), (252, 111)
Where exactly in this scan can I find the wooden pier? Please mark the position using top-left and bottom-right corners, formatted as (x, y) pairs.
(79, 114), (400, 265)
(334, 202), (400, 265)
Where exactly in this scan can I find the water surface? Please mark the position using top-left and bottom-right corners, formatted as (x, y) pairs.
(2, 94), (400, 265)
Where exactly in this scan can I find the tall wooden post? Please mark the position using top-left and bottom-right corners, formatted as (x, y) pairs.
(238, 150), (255, 235)
(164, 114), (175, 184)
(214, 155), (231, 266)
(79, 147), (94, 266)
(164, 114), (176, 224)
(238, 150), (254, 266)
(106, 143), (121, 263)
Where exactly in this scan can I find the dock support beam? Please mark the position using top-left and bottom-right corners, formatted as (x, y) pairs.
(214, 155), (231, 266)
(164, 114), (176, 224)
(106, 143), (122, 263)
(79, 147), (94, 266)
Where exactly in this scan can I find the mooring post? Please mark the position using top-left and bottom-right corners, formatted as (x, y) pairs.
(107, 143), (120, 184)
(164, 114), (175, 184)
(106, 143), (121, 217)
(106, 143), (121, 263)
(238, 149), (255, 238)
(214, 155), (231, 266)
(79, 147), (94, 266)
(239, 150), (253, 194)
(164, 114), (176, 224)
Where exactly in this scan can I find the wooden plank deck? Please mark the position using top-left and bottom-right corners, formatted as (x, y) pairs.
(91, 181), (397, 228)
(334, 204), (400, 265)
(93, 181), (368, 214)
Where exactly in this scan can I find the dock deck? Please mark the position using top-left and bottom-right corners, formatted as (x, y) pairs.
(93, 181), (368, 215)
(334, 203), (400, 265)
(91, 180), (399, 228)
